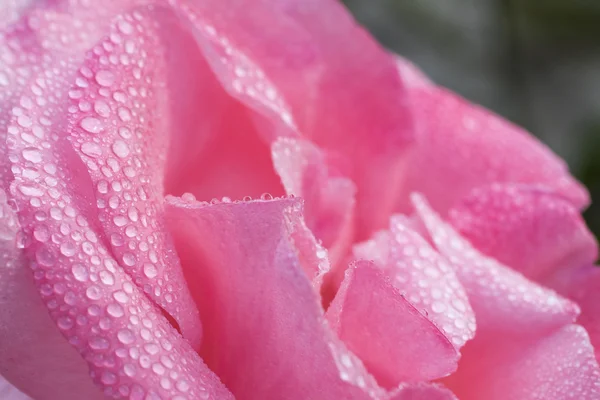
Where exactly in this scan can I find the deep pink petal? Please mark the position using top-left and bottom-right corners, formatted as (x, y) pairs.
(387, 383), (457, 400)
(397, 83), (588, 214)
(545, 265), (600, 361)
(326, 261), (459, 388)
(171, 0), (415, 237)
(0, 190), (107, 400)
(166, 196), (385, 400)
(272, 137), (356, 267)
(412, 194), (579, 336)
(444, 325), (600, 400)
(449, 184), (598, 280)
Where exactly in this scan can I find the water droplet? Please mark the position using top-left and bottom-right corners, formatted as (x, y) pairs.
(22, 148), (42, 163)
(89, 336), (110, 350)
(122, 253), (136, 266)
(107, 303), (124, 318)
(57, 316), (74, 330)
(113, 215), (128, 227)
(95, 70), (115, 87)
(113, 290), (129, 303)
(100, 270), (116, 286)
(117, 329), (134, 344)
(117, 20), (134, 35)
(86, 285), (102, 300)
(35, 248), (55, 267)
(60, 241), (77, 257)
(80, 117), (104, 133)
(111, 140), (130, 158)
(80, 142), (103, 158)
(94, 100), (111, 117)
(143, 263), (158, 279)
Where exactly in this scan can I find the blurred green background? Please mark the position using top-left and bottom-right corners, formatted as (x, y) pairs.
(343, 0), (600, 237)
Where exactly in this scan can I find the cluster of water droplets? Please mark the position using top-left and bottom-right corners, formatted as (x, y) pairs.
(175, 3), (296, 131)
(387, 218), (476, 347)
(1, 7), (221, 399)
(412, 194), (580, 332)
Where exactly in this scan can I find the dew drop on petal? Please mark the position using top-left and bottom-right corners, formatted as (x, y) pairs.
(80, 117), (104, 133)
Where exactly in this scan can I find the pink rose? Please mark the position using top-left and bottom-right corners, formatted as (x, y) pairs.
(1, 1), (598, 399)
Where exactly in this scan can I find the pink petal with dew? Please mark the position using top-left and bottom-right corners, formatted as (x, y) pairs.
(166, 196), (386, 400)
(3, 5), (232, 399)
(412, 193), (579, 336)
(545, 265), (600, 362)
(0, 190), (107, 400)
(449, 183), (597, 280)
(443, 325), (600, 400)
(396, 82), (588, 214)
(353, 219), (475, 348)
(66, 6), (204, 347)
(272, 137), (356, 269)
(170, 0), (415, 237)
(326, 261), (459, 389)
(387, 383), (457, 400)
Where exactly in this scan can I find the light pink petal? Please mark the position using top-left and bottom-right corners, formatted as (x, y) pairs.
(171, 0), (415, 237)
(0, 374), (31, 400)
(397, 84), (588, 214)
(412, 194), (579, 336)
(4, 6), (233, 399)
(326, 261), (459, 388)
(166, 196), (385, 400)
(272, 137), (356, 267)
(354, 219), (476, 348)
(66, 6), (204, 346)
(0, 190), (107, 400)
(387, 383), (457, 400)
(448, 184), (597, 280)
(444, 324), (600, 400)
(545, 265), (600, 361)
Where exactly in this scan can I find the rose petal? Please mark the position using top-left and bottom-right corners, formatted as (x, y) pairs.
(412, 194), (579, 336)
(443, 325), (600, 400)
(448, 184), (598, 280)
(354, 218), (476, 348)
(387, 383), (457, 400)
(396, 83), (588, 214)
(272, 137), (356, 267)
(4, 6), (232, 398)
(545, 265), (600, 361)
(326, 261), (459, 388)
(0, 190), (107, 400)
(171, 0), (415, 237)
(66, 6), (204, 346)
(166, 196), (385, 400)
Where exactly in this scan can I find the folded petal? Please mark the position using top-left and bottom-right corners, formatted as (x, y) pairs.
(412, 194), (579, 336)
(272, 137), (356, 267)
(326, 261), (459, 388)
(0, 190), (107, 400)
(448, 184), (598, 280)
(66, 6), (204, 346)
(397, 82), (588, 214)
(444, 325), (600, 400)
(4, 6), (232, 398)
(171, 0), (415, 237)
(354, 220), (475, 348)
(166, 196), (384, 400)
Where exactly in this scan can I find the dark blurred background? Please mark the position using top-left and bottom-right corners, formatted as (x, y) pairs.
(343, 0), (600, 237)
